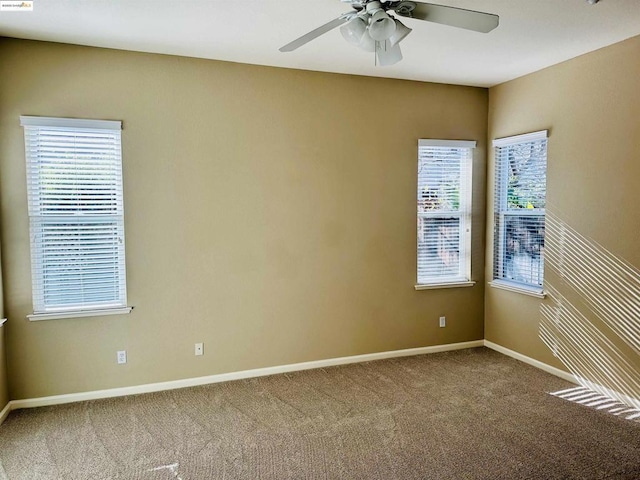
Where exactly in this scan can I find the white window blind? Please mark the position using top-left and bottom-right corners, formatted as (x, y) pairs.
(492, 130), (547, 291)
(417, 139), (475, 286)
(21, 116), (128, 316)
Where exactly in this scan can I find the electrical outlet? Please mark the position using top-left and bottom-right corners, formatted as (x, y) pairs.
(439, 316), (446, 328)
(195, 342), (204, 356)
(117, 350), (127, 364)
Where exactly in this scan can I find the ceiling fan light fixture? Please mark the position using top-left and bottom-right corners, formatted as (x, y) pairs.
(376, 41), (403, 66)
(358, 30), (376, 52)
(340, 16), (367, 45)
(364, 1), (384, 14)
(278, 0), (500, 69)
(368, 10), (396, 41)
(389, 18), (412, 47)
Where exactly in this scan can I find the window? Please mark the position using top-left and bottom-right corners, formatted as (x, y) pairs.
(21, 116), (130, 320)
(417, 139), (475, 288)
(492, 130), (547, 293)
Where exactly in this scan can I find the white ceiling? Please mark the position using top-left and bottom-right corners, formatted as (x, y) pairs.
(1, 0), (640, 87)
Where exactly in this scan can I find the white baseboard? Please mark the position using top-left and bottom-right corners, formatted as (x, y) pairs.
(7, 340), (485, 413)
(483, 340), (577, 384)
(484, 341), (640, 408)
(4, 340), (637, 427)
(0, 401), (10, 425)
(575, 376), (640, 410)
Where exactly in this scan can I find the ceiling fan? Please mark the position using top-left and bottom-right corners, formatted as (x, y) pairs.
(279, 0), (499, 66)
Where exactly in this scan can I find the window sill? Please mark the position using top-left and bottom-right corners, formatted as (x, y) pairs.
(489, 281), (545, 298)
(415, 281), (476, 291)
(28, 306), (133, 322)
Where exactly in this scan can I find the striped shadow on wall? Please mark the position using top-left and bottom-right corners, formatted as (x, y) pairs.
(540, 212), (640, 409)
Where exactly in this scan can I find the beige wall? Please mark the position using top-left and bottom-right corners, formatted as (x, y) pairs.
(0, 326), (7, 411)
(0, 38), (487, 400)
(486, 35), (640, 395)
(0, 244), (7, 410)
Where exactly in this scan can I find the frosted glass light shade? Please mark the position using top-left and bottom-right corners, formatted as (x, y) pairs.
(389, 18), (412, 46)
(358, 30), (376, 52)
(340, 16), (367, 45)
(369, 10), (396, 41)
(376, 41), (403, 66)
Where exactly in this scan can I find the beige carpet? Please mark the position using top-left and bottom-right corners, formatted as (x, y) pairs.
(0, 347), (639, 479)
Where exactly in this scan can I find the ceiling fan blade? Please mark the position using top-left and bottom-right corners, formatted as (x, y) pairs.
(391, 2), (499, 33)
(279, 16), (350, 52)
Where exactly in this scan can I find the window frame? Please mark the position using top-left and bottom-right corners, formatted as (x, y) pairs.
(490, 130), (548, 296)
(415, 139), (476, 290)
(20, 116), (132, 321)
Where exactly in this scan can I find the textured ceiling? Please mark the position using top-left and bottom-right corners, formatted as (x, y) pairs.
(1, 0), (640, 87)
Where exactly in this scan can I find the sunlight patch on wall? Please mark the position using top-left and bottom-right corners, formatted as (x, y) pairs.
(540, 212), (640, 409)
(545, 212), (640, 351)
(541, 285), (640, 408)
